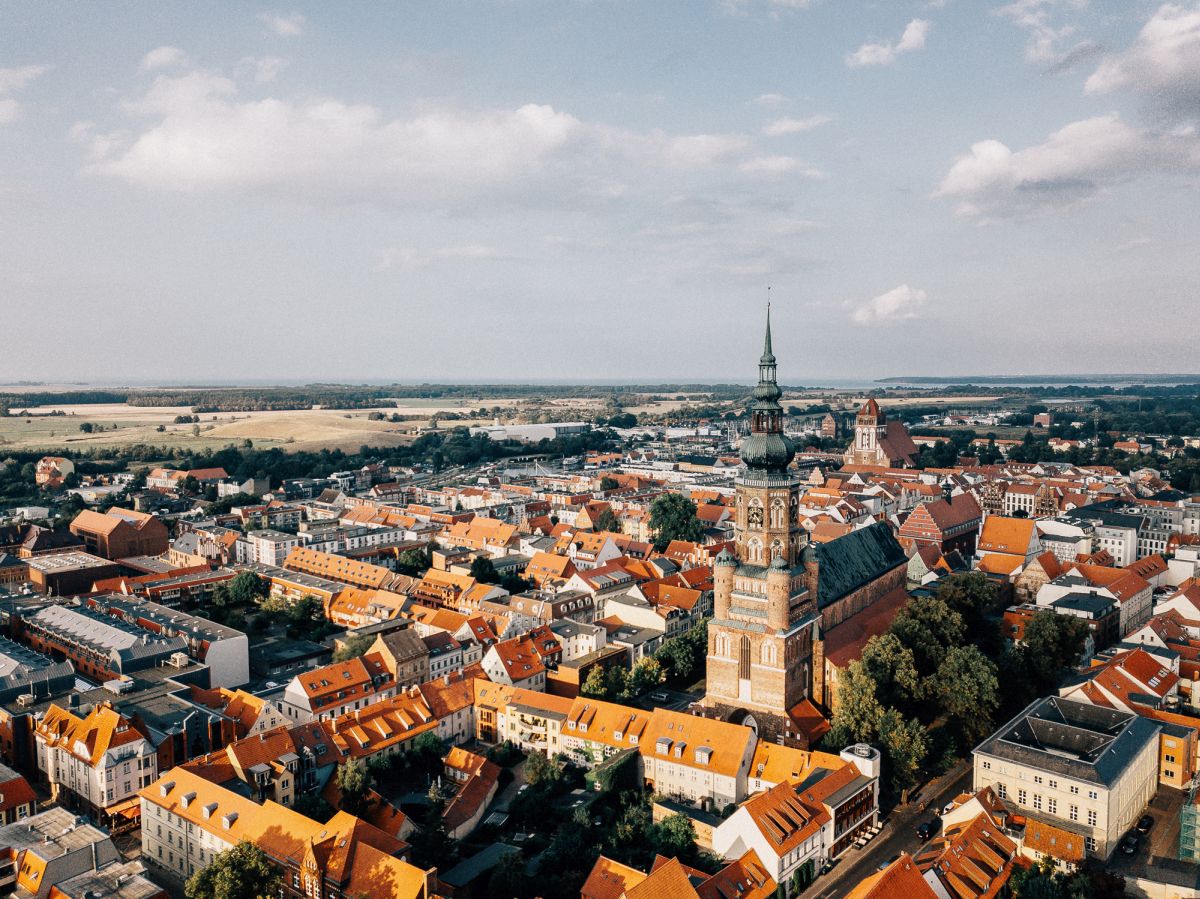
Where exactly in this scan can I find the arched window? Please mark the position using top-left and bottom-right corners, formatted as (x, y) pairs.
(770, 539), (783, 561)
(747, 538), (763, 564)
(761, 641), (777, 666)
(770, 498), (786, 528)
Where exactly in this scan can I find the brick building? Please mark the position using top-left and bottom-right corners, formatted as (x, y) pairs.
(69, 508), (169, 561)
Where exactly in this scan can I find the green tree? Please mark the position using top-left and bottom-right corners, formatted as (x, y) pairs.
(335, 758), (373, 815)
(78, 422), (94, 433)
(648, 493), (704, 550)
(605, 665), (631, 700)
(1022, 612), (1088, 694)
(650, 813), (698, 860)
(594, 508), (622, 534)
(655, 636), (696, 682)
(830, 660), (885, 744)
(396, 547), (430, 576)
(859, 633), (921, 712)
(629, 657), (663, 696)
(889, 597), (965, 677)
(599, 476), (619, 491)
(332, 633), (375, 662)
(469, 555), (498, 584)
(931, 645), (1000, 746)
(287, 594), (322, 626)
(225, 571), (268, 606)
(525, 750), (566, 788)
(878, 708), (928, 803)
(581, 665), (609, 699)
(184, 841), (280, 899)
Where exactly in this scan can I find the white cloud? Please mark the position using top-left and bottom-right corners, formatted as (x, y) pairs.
(738, 155), (799, 175)
(846, 19), (930, 67)
(738, 155), (825, 178)
(1085, 3), (1200, 125)
(935, 113), (1200, 218)
(995, 0), (1088, 64)
(851, 285), (928, 324)
(258, 11), (306, 37)
(375, 244), (505, 273)
(0, 65), (49, 94)
(752, 92), (790, 107)
(1117, 236), (1154, 251)
(140, 46), (189, 71)
(762, 114), (830, 135)
(253, 56), (287, 84)
(84, 70), (790, 209)
(720, 0), (814, 15)
(0, 64), (49, 124)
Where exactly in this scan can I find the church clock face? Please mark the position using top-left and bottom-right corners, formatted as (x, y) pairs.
(748, 506), (763, 529)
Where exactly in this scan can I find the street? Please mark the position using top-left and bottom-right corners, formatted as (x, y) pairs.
(801, 762), (974, 899)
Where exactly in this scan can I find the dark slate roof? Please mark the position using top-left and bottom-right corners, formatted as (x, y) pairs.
(1051, 592), (1117, 617)
(379, 627), (428, 663)
(974, 696), (1159, 787)
(814, 522), (906, 610)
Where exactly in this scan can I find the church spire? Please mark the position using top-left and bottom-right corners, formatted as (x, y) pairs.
(741, 295), (795, 472)
(761, 292), (775, 365)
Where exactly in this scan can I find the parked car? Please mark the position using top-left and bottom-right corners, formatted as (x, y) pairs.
(917, 821), (938, 841)
(1137, 815), (1154, 834)
(876, 854), (901, 872)
(1120, 833), (1140, 855)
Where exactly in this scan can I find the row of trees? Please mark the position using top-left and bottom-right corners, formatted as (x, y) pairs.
(824, 574), (1088, 801)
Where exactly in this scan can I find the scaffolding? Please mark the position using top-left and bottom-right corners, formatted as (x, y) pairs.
(1180, 779), (1200, 862)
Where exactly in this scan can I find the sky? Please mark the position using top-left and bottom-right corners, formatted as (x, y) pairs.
(1, 0), (1198, 385)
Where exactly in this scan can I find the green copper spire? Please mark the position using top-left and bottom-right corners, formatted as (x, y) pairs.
(761, 296), (775, 365)
(741, 294), (795, 472)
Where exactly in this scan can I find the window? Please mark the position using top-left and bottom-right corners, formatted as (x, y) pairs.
(1048, 779), (1057, 790)
(1069, 805), (1078, 822)
(1018, 789), (1027, 805)
(1033, 794), (1042, 811)
(1048, 798), (1057, 815)
(1085, 837), (1096, 853)
(1166, 754), (1177, 764)
(1033, 776), (1043, 785)
(982, 761), (991, 770)
(1087, 810), (1097, 827)
(1088, 790), (1098, 800)
(1069, 785), (1079, 795)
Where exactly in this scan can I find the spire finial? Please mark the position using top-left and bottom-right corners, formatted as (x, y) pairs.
(761, 287), (775, 362)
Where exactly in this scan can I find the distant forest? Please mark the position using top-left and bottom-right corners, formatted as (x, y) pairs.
(0, 381), (1196, 414)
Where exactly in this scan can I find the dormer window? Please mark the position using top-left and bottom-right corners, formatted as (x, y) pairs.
(657, 738), (672, 755)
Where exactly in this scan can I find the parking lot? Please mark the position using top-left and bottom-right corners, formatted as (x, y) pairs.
(1107, 787), (1187, 874)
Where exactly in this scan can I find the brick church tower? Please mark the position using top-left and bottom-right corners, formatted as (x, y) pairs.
(701, 308), (822, 745)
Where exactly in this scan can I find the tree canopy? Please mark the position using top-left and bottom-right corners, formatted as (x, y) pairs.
(648, 493), (704, 550)
(184, 841), (280, 899)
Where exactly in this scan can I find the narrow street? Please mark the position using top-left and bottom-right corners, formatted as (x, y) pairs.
(801, 762), (974, 899)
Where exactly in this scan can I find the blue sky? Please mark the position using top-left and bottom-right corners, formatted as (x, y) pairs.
(1, 1), (1197, 384)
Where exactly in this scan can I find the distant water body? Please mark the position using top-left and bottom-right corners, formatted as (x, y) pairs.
(868, 374), (1200, 389)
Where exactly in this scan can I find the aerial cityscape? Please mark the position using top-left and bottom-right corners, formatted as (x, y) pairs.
(2, 2), (1200, 898)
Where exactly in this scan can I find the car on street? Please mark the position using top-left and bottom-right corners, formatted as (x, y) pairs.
(876, 854), (901, 872)
(1137, 815), (1154, 833)
(917, 821), (938, 841)
(1120, 833), (1140, 855)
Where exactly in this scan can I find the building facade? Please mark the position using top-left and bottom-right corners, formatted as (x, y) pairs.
(702, 311), (822, 746)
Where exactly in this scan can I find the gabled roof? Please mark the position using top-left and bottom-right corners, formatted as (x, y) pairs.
(845, 853), (936, 899)
(812, 523), (906, 609)
(977, 516), (1036, 556)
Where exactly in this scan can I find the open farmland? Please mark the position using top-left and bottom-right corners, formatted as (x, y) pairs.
(0, 398), (517, 454)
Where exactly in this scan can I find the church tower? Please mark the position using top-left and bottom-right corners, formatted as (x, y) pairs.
(702, 307), (822, 745)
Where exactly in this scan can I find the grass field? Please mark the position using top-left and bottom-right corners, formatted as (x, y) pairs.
(0, 399), (515, 454)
